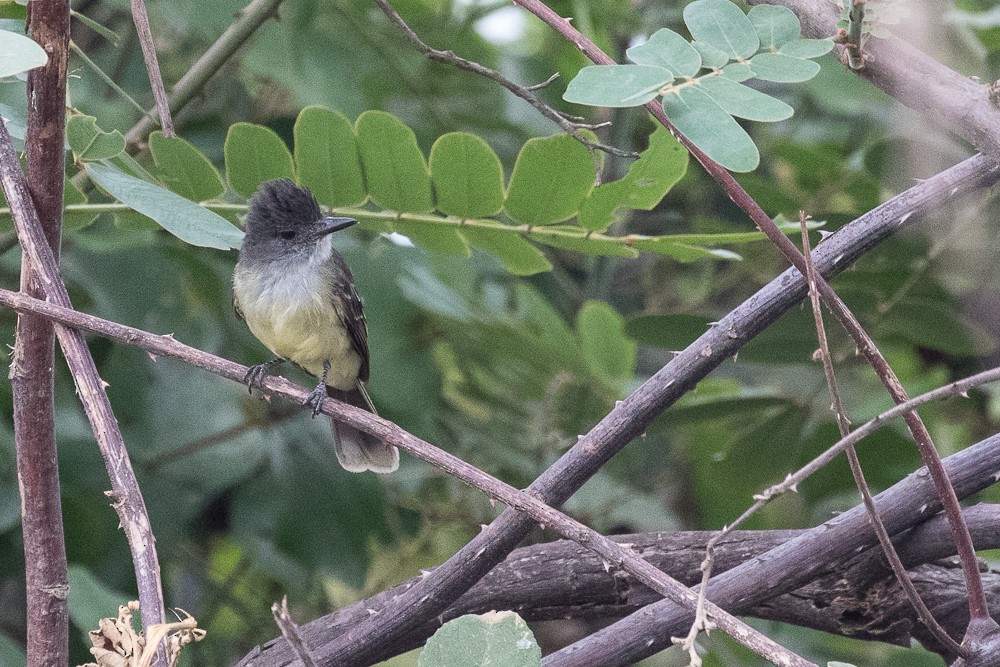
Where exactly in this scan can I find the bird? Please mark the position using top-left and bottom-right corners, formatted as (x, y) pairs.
(232, 179), (399, 473)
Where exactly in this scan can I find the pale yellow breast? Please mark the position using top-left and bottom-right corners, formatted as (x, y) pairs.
(233, 262), (362, 389)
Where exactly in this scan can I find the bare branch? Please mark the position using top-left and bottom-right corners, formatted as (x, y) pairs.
(123, 0), (286, 147)
(0, 121), (168, 667)
(269, 506), (1000, 661)
(271, 598), (318, 667)
(797, 212), (963, 657)
(129, 0), (174, 135)
(16, 1), (72, 664)
(0, 287), (813, 667)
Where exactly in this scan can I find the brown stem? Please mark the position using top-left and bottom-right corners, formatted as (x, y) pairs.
(507, 0), (994, 648)
(15, 2), (71, 665)
(0, 287), (813, 667)
(128, 0), (173, 135)
(798, 214), (963, 656)
(0, 122), (168, 667)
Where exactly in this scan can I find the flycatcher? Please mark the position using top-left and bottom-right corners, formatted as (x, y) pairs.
(233, 179), (399, 473)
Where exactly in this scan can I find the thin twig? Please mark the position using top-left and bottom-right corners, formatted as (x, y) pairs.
(796, 212), (963, 657)
(271, 598), (318, 667)
(16, 1), (72, 664)
(0, 121), (168, 667)
(128, 0), (174, 136)
(507, 0), (997, 651)
(0, 287), (814, 667)
(123, 0), (286, 146)
(845, 0), (866, 70)
(371, 0), (637, 159)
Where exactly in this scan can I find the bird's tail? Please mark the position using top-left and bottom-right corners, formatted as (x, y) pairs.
(327, 385), (399, 473)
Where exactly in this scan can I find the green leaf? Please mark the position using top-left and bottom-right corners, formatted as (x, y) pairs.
(684, 0), (759, 60)
(63, 178), (98, 230)
(563, 65), (672, 107)
(418, 611), (541, 667)
(577, 300), (636, 381)
(0, 27), (46, 78)
(67, 565), (128, 634)
(459, 226), (552, 275)
(747, 4), (801, 49)
(504, 134), (595, 225)
(625, 314), (713, 350)
(224, 122), (295, 196)
(66, 115), (126, 162)
(692, 41), (730, 69)
(662, 86), (759, 172)
(87, 163), (243, 250)
(429, 132), (504, 218)
(356, 110), (433, 213)
(626, 29), (701, 78)
(697, 76), (793, 122)
(149, 131), (225, 202)
(530, 229), (639, 257)
(394, 218), (470, 257)
(721, 62), (754, 81)
(629, 235), (743, 261)
(579, 125), (688, 232)
(779, 38), (834, 59)
(749, 52), (821, 82)
(293, 105), (366, 208)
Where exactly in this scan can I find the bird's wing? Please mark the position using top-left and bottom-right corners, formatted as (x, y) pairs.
(329, 251), (370, 382)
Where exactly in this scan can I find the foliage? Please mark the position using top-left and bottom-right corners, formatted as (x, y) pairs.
(564, 0), (832, 170)
(0, 0), (998, 665)
(418, 611), (541, 667)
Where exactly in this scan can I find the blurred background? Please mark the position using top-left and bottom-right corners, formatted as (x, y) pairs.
(1, 0), (999, 664)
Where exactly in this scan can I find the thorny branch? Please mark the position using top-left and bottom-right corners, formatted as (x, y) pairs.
(0, 286), (813, 667)
(0, 120), (169, 667)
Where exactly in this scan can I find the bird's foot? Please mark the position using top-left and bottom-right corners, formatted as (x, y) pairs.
(244, 364), (271, 394)
(303, 382), (327, 418)
(244, 358), (284, 394)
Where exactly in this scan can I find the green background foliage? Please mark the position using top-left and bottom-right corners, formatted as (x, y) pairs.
(0, 0), (999, 665)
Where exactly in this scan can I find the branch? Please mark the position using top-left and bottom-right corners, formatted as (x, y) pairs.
(509, 0), (996, 651)
(0, 287), (814, 667)
(123, 0), (285, 146)
(797, 213), (962, 656)
(128, 0), (174, 135)
(16, 1), (72, 664)
(0, 121), (168, 667)
(370, 0), (635, 159)
(265, 505), (1000, 660)
(242, 148), (1000, 665)
(17, 0), (69, 667)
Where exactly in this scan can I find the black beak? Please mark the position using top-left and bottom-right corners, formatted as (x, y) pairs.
(315, 216), (357, 237)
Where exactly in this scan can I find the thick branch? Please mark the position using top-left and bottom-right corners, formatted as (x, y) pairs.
(16, 1), (71, 665)
(268, 505), (1000, 660)
(0, 121), (168, 666)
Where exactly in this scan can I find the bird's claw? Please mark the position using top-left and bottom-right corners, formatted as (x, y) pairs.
(244, 364), (271, 394)
(303, 384), (326, 418)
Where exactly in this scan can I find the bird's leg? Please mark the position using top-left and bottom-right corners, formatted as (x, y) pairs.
(244, 358), (285, 394)
(304, 359), (331, 417)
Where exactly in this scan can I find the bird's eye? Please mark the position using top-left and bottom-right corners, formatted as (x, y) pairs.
(279, 230), (296, 240)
